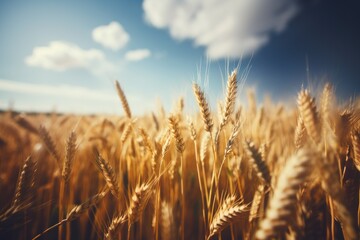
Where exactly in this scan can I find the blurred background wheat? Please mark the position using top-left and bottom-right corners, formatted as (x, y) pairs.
(0, 72), (360, 239)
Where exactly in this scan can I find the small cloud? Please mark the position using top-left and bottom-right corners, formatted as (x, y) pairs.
(143, 0), (299, 59)
(125, 49), (151, 61)
(92, 21), (130, 51)
(25, 41), (118, 78)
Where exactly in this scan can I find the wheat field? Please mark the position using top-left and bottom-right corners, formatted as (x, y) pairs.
(0, 69), (360, 239)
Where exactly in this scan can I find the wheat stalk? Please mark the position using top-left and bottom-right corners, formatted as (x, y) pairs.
(32, 190), (108, 240)
(319, 149), (359, 240)
(217, 120), (240, 181)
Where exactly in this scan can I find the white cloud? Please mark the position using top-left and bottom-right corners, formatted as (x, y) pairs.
(125, 49), (151, 61)
(25, 41), (118, 78)
(92, 21), (130, 50)
(143, 0), (299, 59)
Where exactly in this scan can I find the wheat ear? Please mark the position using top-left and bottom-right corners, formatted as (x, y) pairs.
(14, 114), (39, 135)
(243, 140), (271, 186)
(321, 83), (333, 128)
(294, 116), (307, 150)
(13, 156), (37, 205)
(128, 178), (157, 224)
(168, 115), (185, 153)
(219, 70), (237, 130)
(38, 125), (61, 167)
(249, 184), (265, 223)
(115, 80), (132, 118)
(105, 214), (127, 239)
(351, 130), (360, 171)
(139, 127), (154, 154)
(94, 150), (120, 198)
(188, 118), (197, 141)
(297, 90), (321, 143)
(208, 195), (247, 239)
(62, 130), (77, 182)
(121, 122), (133, 144)
(193, 83), (213, 133)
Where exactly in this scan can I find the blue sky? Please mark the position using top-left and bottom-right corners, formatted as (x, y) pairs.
(0, 0), (359, 115)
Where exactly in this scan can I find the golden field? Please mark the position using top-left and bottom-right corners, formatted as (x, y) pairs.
(0, 70), (360, 239)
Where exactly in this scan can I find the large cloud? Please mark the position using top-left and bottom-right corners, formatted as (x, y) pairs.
(125, 49), (151, 61)
(143, 0), (299, 59)
(25, 41), (117, 77)
(92, 21), (130, 50)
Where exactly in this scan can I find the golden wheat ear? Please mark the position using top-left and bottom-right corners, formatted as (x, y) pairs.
(104, 213), (127, 240)
(94, 149), (120, 199)
(62, 130), (77, 182)
(351, 130), (360, 171)
(38, 125), (62, 167)
(128, 178), (157, 225)
(192, 83), (213, 133)
(14, 113), (39, 135)
(168, 115), (185, 153)
(0, 156), (37, 223)
(335, 108), (360, 146)
(121, 121), (133, 144)
(320, 83), (333, 128)
(208, 195), (248, 239)
(297, 89), (321, 144)
(243, 140), (271, 186)
(219, 70), (238, 130)
(12, 156), (37, 208)
(294, 116), (307, 150)
(115, 80), (132, 119)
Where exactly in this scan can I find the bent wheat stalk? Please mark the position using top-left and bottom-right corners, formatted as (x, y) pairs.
(32, 190), (108, 240)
